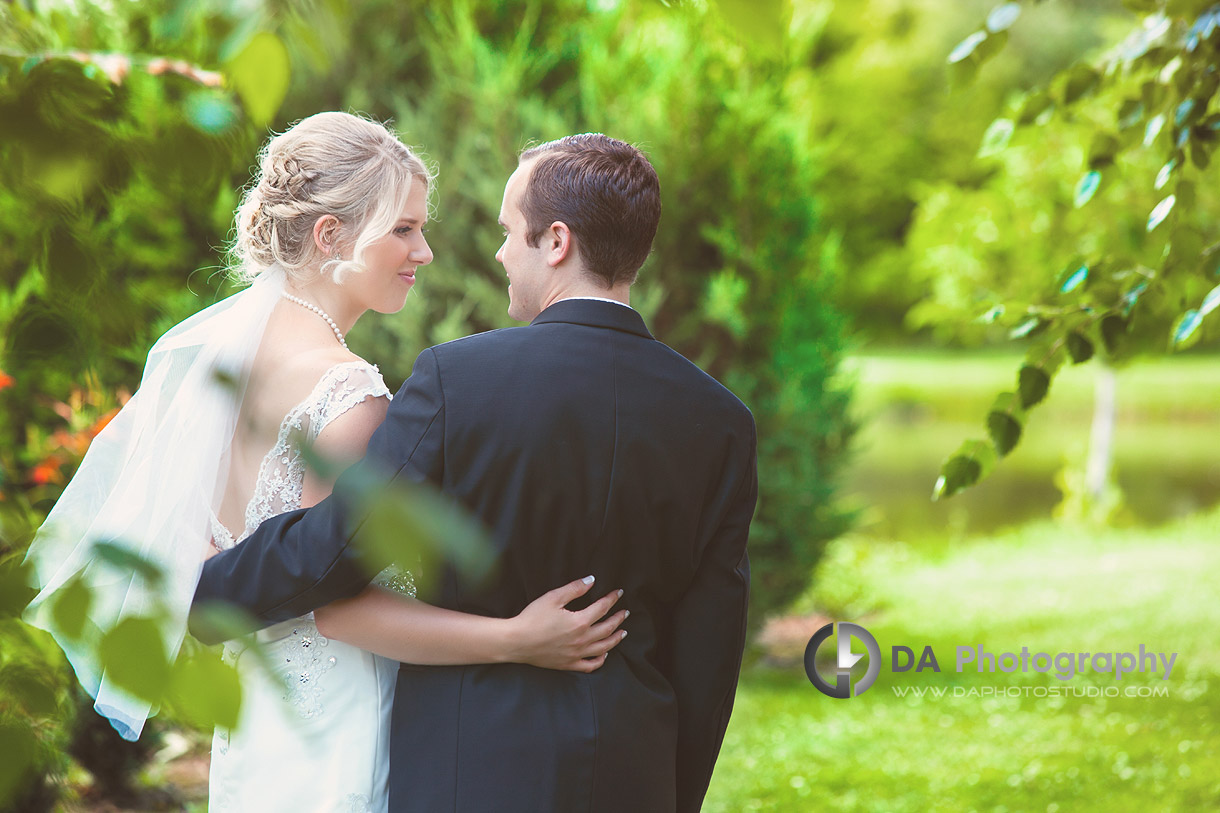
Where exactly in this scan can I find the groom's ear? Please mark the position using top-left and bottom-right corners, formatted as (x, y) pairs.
(546, 221), (574, 268)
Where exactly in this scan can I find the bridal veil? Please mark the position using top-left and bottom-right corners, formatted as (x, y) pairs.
(22, 267), (286, 740)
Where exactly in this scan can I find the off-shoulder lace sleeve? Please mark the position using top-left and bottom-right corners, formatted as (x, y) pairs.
(239, 360), (391, 541)
(305, 361), (392, 442)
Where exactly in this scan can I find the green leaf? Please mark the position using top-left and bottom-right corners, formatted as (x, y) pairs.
(168, 648), (242, 731)
(986, 2), (1021, 33)
(1165, 225), (1203, 271)
(1009, 317), (1040, 339)
(1121, 282), (1149, 316)
(1017, 90), (1052, 125)
(1117, 97), (1144, 130)
(1122, 0), (1163, 16)
(1144, 113), (1166, 146)
(185, 91), (239, 134)
(333, 462), (495, 600)
(1087, 132), (1120, 169)
(99, 616), (171, 703)
(0, 555), (37, 620)
(92, 541), (165, 586)
(1074, 171), (1101, 207)
(227, 31), (292, 126)
(187, 601), (262, 644)
(948, 30), (988, 63)
(1060, 264), (1089, 293)
(1147, 194), (1176, 231)
(1172, 309), (1202, 347)
(978, 118), (1015, 157)
(1199, 282), (1220, 318)
(1174, 97), (1197, 128)
(0, 722), (37, 802)
(715, 0), (789, 52)
(1171, 281), (1220, 348)
(1101, 314), (1128, 355)
(1155, 157), (1178, 190)
(1176, 179), (1197, 212)
(49, 573), (93, 641)
(1017, 364), (1050, 408)
(0, 665), (60, 718)
(703, 271), (750, 338)
(973, 29), (1009, 63)
(977, 304), (1005, 323)
(933, 439), (997, 500)
(1066, 331), (1095, 363)
(1190, 138), (1212, 169)
(1062, 64), (1100, 104)
(986, 392), (1024, 456)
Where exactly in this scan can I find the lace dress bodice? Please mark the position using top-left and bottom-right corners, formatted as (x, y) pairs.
(208, 359), (408, 813)
(211, 360), (391, 551)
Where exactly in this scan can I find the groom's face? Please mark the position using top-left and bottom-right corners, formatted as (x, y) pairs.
(496, 159), (550, 322)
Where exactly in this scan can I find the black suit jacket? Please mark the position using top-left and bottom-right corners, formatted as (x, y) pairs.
(193, 299), (757, 812)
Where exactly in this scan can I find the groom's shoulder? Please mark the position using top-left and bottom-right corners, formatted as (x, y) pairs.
(428, 325), (531, 358)
(651, 340), (755, 427)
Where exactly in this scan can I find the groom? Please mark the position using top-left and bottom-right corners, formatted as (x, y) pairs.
(193, 134), (757, 812)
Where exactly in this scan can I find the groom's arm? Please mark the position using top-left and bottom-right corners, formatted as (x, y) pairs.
(190, 349), (446, 644)
(668, 420), (757, 813)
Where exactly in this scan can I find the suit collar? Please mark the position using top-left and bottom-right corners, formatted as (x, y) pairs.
(530, 298), (653, 339)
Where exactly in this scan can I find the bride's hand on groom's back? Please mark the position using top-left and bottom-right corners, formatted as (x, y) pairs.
(505, 577), (629, 673)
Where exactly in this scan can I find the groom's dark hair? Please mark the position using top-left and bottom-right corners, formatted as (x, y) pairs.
(518, 134), (661, 288)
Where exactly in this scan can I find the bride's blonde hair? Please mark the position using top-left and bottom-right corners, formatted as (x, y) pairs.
(231, 111), (433, 285)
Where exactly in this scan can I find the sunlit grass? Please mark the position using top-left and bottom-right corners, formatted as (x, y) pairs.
(707, 511), (1220, 812)
(842, 351), (1220, 539)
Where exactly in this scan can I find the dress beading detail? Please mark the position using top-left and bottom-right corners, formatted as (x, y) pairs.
(345, 793), (373, 812)
(279, 620), (336, 718)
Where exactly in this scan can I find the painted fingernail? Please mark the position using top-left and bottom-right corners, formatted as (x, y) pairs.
(621, 630), (628, 638)
(582, 575), (595, 585)
(623, 610), (630, 619)
(617, 589), (624, 597)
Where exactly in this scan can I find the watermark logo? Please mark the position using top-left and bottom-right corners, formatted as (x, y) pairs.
(804, 622), (881, 698)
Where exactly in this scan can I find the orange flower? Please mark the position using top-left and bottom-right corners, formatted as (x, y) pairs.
(88, 407), (121, 438)
(49, 428), (89, 458)
(31, 456), (66, 486)
(0, 370), (12, 391)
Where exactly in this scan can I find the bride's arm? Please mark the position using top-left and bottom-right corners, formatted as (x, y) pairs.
(300, 391), (628, 672)
(315, 580), (627, 671)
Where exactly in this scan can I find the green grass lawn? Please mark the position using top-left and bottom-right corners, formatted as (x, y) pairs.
(706, 511), (1220, 812)
(842, 351), (1220, 539)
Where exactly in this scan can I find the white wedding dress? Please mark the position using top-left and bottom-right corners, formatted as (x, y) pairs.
(206, 360), (413, 812)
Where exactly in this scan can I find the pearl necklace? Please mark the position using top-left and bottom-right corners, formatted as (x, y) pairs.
(282, 293), (348, 349)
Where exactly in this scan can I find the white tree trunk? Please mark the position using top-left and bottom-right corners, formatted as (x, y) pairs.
(1086, 363), (1117, 499)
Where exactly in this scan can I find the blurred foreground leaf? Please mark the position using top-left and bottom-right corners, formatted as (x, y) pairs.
(0, 722), (37, 803)
(934, 439), (997, 500)
(0, 665), (60, 718)
(714, 0), (788, 51)
(167, 645), (241, 731)
(0, 556), (37, 620)
(92, 541), (164, 587)
(227, 31), (290, 126)
(986, 391), (1024, 456)
(99, 616), (170, 703)
(300, 445), (495, 598)
(48, 573), (92, 641)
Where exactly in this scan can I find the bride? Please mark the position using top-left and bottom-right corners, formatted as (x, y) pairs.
(23, 112), (627, 811)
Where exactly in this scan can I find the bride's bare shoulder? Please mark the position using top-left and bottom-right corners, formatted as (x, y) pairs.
(279, 346), (371, 383)
(248, 344), (375, 419)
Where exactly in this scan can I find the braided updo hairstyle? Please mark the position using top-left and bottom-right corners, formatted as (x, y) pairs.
(231, 112), (433, 284)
